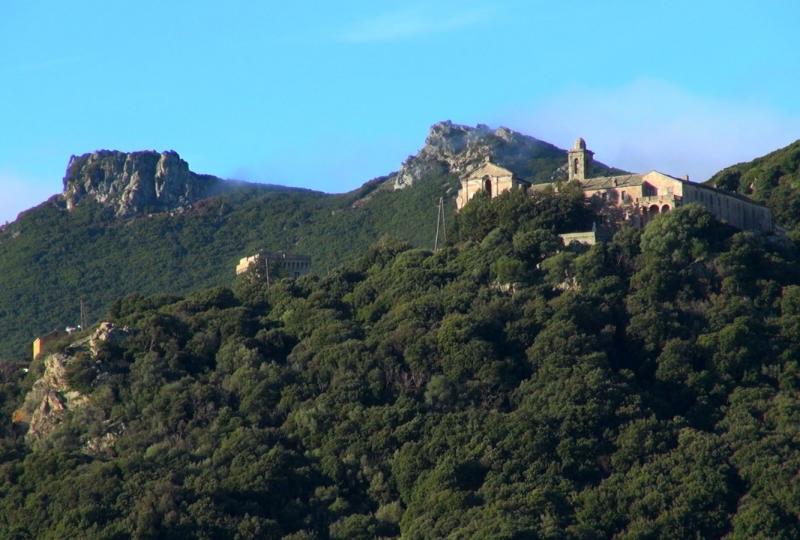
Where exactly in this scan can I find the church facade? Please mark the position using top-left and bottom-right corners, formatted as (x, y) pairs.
(455, 161), (530, 210)
(455, 138), (773, 233)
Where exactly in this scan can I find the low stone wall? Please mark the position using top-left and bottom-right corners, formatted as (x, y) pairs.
(559, 231), (599, 246)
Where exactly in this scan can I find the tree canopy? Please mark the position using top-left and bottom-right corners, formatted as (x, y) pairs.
(2, 191), (800, 538)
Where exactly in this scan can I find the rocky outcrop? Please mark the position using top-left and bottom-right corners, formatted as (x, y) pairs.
(13, 352), (90, 441)
(63, 150), (227, 217)
(393, 121), (562, 189)
(392, 121), (621, 190)
(13, 322), (130, 448)
(89, 321), (129, 356)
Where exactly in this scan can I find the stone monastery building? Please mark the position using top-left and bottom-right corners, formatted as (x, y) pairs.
(456, 138), (773, 233)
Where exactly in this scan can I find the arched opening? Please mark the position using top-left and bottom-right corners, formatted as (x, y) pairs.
(661, 204), (670, 213)
(649, 204), (660, 217)
(573, 158), (579, 175)
(483, 176), (492, 196)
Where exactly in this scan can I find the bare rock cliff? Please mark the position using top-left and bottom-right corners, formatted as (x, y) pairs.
(63, 150), (226, 217)
(14, 352), (90, 441)
(392, 121), (624, 190)
(392, 121), (568, 190)
(13, 322), (129, 451)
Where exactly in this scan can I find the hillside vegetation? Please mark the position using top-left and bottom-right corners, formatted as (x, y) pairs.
(0, 122), (634, 359)
(0, 173), (457, 359)
(2, 190), (800, 537)
(707, 139), (800, 230)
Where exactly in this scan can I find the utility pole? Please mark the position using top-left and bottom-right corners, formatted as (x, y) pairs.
(80, 297), (87, 331)
(441, 197), (447, 246)
(434, 197), (447, 251)
(264, 252), (271, 289)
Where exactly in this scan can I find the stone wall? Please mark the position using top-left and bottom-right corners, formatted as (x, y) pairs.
(581, 171), (773, 233)
(682, 183), (772, 232)
(559, 231), (600, 246)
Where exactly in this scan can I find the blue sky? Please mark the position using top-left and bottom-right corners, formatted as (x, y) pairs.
(1, 0), (799, 223)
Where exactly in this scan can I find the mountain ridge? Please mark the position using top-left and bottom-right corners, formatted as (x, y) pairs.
(62, 149), (273, 217)
(0, 122), (793, 359)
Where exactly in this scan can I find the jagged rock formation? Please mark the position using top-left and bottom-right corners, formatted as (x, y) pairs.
(63, 150), (227, 217)
(13, 322), (129, 449)
(89, 321), (129, 356)
(392, 122), (556, 189)
(13, 352), (89, 441)
(393, 121), (622, 190)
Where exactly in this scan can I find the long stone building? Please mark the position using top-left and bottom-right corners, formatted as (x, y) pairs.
(236, 251), (311, 279)
(456, 138), (773, 233)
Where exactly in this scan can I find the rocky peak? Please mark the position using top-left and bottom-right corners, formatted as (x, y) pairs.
(63, 149), (225, 217)
(392, 121), (568, 190)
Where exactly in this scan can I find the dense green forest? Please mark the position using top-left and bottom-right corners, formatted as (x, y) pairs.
(707, 139), (800, 231)
(0, 173), (457, 359)
(2, 188), (800, 538)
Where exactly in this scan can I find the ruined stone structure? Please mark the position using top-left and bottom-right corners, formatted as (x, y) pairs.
(456, 138), (774, 233)
(236, 251), (311, 279)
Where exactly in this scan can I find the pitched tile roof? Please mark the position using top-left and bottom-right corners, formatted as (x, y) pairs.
(581, 174), (644, 190)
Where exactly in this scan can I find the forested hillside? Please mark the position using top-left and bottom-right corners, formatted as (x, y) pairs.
(2, 189), (800, 538)
(707, 139), (800, 230)
(0, 171), (457, 359)
(1, 121), (597, 359)
(0, 122), (631, 359)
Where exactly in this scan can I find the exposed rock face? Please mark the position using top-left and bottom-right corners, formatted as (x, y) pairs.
(14, 352), (89, 442)
(13, 322), (130, 448)
(393, 121), (566, 190)
(89, 321), (129, 356)
(63, 150), (226, 217)
(392, 121), (621, 190)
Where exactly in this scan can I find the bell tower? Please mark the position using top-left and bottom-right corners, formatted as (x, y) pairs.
(568, 137), (593, 182)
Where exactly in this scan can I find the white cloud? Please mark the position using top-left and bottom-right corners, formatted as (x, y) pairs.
(341, 5), (490, 43)
(0, 172), (55, 224)
(509, 79), (800, 181)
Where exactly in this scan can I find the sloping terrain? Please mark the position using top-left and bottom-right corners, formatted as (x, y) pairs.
(0, 122), (586, 359)
(706, 139), (800, 229)
(2, 192), (800, 537)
